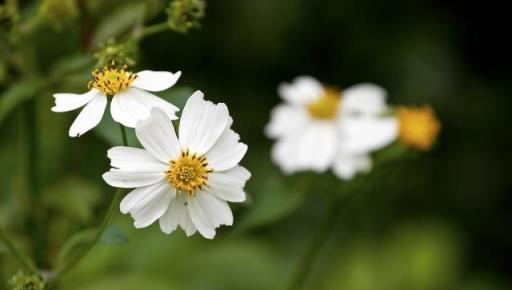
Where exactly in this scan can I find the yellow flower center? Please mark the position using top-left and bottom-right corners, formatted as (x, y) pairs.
(88, 64), (137, 96)
(307, 87), (341, 120)
(165, 150), (212, 197)
(397, 105), (441, 151)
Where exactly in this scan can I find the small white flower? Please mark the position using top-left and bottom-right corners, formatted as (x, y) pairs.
(103, 92), (250, 239)
(52, 65), (181, 137)
(265, 76), (397, 180)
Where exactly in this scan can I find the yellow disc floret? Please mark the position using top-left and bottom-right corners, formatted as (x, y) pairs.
(165, 150), (212, 197)
(397, 105), (441, 151)
(88, 64), (137, 96)
(307, 87), (341, 120)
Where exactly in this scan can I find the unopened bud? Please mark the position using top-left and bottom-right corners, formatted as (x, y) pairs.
(9, 271), (44, 290)
(166, 0), (206, 33)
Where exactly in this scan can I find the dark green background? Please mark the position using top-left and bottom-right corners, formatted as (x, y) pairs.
(1, 0), (510, 289)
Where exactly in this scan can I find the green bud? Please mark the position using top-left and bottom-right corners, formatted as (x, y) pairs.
(40, 0), (78, 27)
(9, 271), (44, 290)
(166, 0), (206, 33)
(94, 39), (138, 69)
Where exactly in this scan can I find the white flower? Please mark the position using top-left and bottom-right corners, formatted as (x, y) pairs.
(103, 91), (250, 239)
(52, 66), (181, 137)
(265, 76), (397, 180)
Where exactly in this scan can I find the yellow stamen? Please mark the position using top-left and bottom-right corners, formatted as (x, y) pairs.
(88, 63), (137, 96)
(307, 87), (341, 120)
(165, 150), (212, 197)
(397, 105), (441, 151)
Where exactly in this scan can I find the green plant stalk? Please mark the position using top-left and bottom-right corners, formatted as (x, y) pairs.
(0, 227), (38, 274)
(136, 22), (169, 39)
(286, 199), (343, 290)
(23, 101), (45, 268)
(51, 125), (129, 281)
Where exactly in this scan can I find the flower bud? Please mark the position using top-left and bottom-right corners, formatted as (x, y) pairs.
(94, 39), (137, 69)
(9, 271), (44, 290)
(40, 0), (78, 27)
(166, 0), (206, 33)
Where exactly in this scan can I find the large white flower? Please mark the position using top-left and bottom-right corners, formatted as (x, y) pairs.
(103, 92), (250, 239)
(265, 76), (397, 180)
(52, 66), (181, 137)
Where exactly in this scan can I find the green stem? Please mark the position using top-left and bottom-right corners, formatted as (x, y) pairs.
(286, 199), (343, 290)
(50, 125), (129, 282)
(0, 227), (38, 274)
(23, 101), (44, 268)
(136, 22), (169, 40)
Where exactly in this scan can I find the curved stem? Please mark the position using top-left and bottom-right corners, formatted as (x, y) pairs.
(286, 199), (342, 290)
(134, 22), (169, 40)
(0, 227), (38, 274)
(51, 125), (129, 282)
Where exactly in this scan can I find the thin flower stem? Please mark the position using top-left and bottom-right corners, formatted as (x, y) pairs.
(23, 102), (45, 268)
(286, 199), (343, 290)
(51, 125), (129, 282)
(135, 22), (169, 40)
(0, 227), (38, 274)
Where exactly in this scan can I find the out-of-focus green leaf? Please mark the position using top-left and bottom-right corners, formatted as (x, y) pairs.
(55, 228), (96, 268)
(0, 79), (44, 126)
(43, 177), (102, 223)
(50, 54), (94, 79)
(0, 241), (7, 253)
(56, 226), (127, 269)
(100, 225), (128, 245)
(73, 274), (180, 290)
(92, 2), (147, 46)
(237, 169), (307, 231)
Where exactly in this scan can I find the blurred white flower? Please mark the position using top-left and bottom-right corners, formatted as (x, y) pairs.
(103, 92), (250, 239)
(52, 65), (181, 137)
(265, 76), (397, 180)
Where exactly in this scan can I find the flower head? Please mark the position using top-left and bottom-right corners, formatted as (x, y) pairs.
(10, 271), (44, 290)
(103, 92), (250, 239)
(266, 76), (397, 180)
(52, 64), (181, 137)
(397, 105), (441, 150)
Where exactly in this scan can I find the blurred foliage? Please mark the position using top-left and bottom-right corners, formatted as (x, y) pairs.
(1, 0), (511, 289)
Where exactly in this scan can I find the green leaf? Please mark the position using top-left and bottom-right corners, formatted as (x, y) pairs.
(56, 226), (127, 268)
(55, 228), (96, 267)
(43, 177), (102, 223)
(237, 169), (308, 231)
(92, 2), (147, 46)
(100, 226), (128, 245)
(0, 79), (44, 127)
(0, 241), (7, 254)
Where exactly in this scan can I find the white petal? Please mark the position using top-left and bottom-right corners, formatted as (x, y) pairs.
(194, 192), (233, 228)
(120, 181), (174, 214)
(107, 146), (168, 173)
(102, 170), (165, 188)
(265, 104), (309, 138)
(132, 70), (182, 92)
(341, 83), (387, 115)
(159, 193), (198, 236)
(332, 153), (372, 180)
(130, 182), (174, 228)
(52, 89), (102, 112)
(278, 76), (324, 105)
(207, 166), (250, 202)
(68, 93), (107, 137)
(187, 194), (217, 239)
(338, 116), (398, 154)
(179, 91), (230, 154)
(135, 108), (181, 163)
(111, 88), (178, 128)
(271, 122), (337, 173)
(206, 126), (247, 172)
